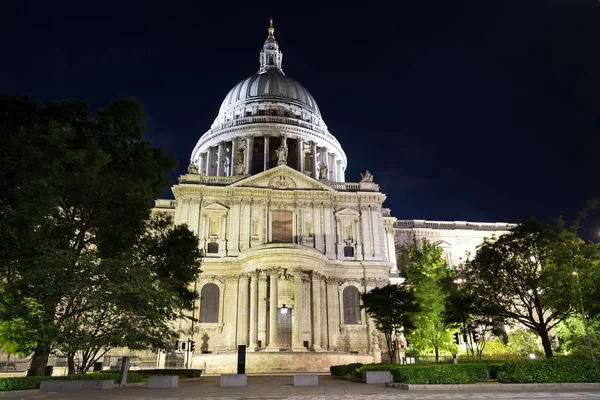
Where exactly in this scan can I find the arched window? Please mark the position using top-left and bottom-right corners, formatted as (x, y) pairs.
(343, 286), (361, 325)
(200, 283), (220, 323)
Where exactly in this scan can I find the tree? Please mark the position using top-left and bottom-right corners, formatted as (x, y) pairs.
(361, 284), (420, 363)
(444, 276), (506, 358)
(54, 215), (202, 374)
(404, 238), (458, 361)
(0, 96), (199, 375)
(461, 219), (598, 358)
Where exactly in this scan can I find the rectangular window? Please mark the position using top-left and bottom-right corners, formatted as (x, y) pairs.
(271, 210), (292, 243)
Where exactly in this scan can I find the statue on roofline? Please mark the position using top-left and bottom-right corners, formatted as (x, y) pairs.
(360, 170), (374, 182)
(187, 162), (198, 174)
(276, 145), (288, 165)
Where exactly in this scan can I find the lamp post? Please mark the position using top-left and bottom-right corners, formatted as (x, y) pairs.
(572, 271), (596, 362)
(453, 278), (467, 356)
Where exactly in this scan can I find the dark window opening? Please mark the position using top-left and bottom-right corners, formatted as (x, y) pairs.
(343, 286), (361, 325)
(200, 283), (220, 323)
(207, 242), (219, 254)
(271, 210), (292, 243)
(344, 246), (354, 257)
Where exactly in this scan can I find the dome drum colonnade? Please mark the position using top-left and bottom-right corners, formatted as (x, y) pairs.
(190, 19), (347, 182)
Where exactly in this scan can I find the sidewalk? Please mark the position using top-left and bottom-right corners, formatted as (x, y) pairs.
(1, 375), (600, 400)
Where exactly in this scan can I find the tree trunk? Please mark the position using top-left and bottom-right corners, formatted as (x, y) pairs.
(28, 344), (51, 376)
(539, 328), (554, 358)
(67, 353), (75, 376)
(434, 346), (439, 362)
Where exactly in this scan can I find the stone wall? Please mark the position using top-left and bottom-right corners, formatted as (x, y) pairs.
(191, 352), (375, 374)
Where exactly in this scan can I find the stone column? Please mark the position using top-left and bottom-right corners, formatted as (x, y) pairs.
(265, 269), (279, 351)
(237, 274), (249, 346)
(206, 148), (213, 176)
(246, 136), (253, 175)
(292, 268), (307, 351)
(331, 154), (337, 182)
(297, 138), (304, 174)
(263, 136), (269, 171)
(230, 138), (237, 176)
(258, 274), (268, 348)
(311, 142), (318, 179)
(217, 142), (225, 176)
(248, 271), (259, 351)
(311, 273), (323, 351)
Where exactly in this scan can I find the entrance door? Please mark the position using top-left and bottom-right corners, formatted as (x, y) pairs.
(277, 307), (292, 350)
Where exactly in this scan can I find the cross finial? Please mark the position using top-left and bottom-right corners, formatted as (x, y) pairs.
(268, 18), (275, 37)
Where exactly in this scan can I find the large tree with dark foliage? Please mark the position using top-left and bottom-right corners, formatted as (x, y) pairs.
(461, 218), (599, 358)
(0, 96), (202, 375)
(362, 284), (420, 363)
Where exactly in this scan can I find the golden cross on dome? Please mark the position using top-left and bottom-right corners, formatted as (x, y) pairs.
(268, 18), (275, 37)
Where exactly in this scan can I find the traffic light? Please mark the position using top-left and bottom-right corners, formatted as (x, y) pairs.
(473, 332), (480, 343)
(190, 340), (196, 352)
(174, 339), (180, 351)
(405, 339), (411, 348)
(453, 332), (460, 345)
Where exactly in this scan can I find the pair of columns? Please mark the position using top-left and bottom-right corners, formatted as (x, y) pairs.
(245, 268), (323, 352)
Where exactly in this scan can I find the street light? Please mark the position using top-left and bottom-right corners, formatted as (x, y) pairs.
(572, 271), (596, 362)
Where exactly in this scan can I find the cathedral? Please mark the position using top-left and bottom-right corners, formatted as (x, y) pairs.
(153, 20), (515, 373)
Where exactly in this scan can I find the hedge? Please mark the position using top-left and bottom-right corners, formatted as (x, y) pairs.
(0, 368), (203, 391)
(390, 364), (488, 384)
(330, 363), (364, 377)
(143, 369), (202, 378)
(497, 359), (600, 383)
(331, 363), (488, 384)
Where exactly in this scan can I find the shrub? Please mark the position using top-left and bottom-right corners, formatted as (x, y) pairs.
(0, 372), (152, 391)
(330, 363), (364, 377)
(143, 369), (201, 378)
(498, 358), (600, 383)
(390, 364), (488, 384)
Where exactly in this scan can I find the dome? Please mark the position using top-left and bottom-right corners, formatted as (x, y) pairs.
(190, 20), (347, 183)
(218, 69), (321, 116)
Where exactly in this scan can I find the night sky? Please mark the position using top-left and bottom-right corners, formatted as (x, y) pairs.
(2, 1), (599, 238)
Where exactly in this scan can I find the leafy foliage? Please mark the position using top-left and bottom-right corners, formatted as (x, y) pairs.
(0, 96), (201, 375)
(362, 285), (420, 363)
(403, 238), (457, 360)
(497, 358), (600, 383)
(461, 219), (599, 358)
(389, 363), (488, 384)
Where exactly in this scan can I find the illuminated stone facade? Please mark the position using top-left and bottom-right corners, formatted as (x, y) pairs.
(153, 21), (514, 372)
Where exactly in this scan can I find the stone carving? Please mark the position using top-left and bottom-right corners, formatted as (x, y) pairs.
(268, 175), (296, 189)
(319, 164), (329, 180)
(234, 160), (245, 175)
(187, 163), (199, 174)
(276, 145), (288, 165)
(372, 330), (380, 350)
(360, 170), (373, 182)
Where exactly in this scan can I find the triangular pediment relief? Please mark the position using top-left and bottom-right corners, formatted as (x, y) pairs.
(229, 165), (334, 191)
(335, 207), (360, 217)
(434, 240), (452, 248)
(202, 202), (229, 212)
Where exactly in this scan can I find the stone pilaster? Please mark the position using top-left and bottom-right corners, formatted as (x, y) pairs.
(237, 274), (249, 346)
(217, 142), (225, 176)
(230, 138), (237, 177)
(258, 274), (268, 348)
(292, 268), (307, 351)
(265, 268), (280, 352)
(248, 270), (259, 351)
(311, 272), (324, 351)
(223, 275), (239, 349)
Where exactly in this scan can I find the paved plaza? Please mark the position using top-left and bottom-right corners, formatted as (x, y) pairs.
(1, 375), (600, 400)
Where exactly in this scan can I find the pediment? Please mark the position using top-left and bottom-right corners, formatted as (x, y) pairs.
(434, 240), (452, 248)
(229, 165), (334, 191)
(335, 207), (360, 217)
(202, 202), (229, 212)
